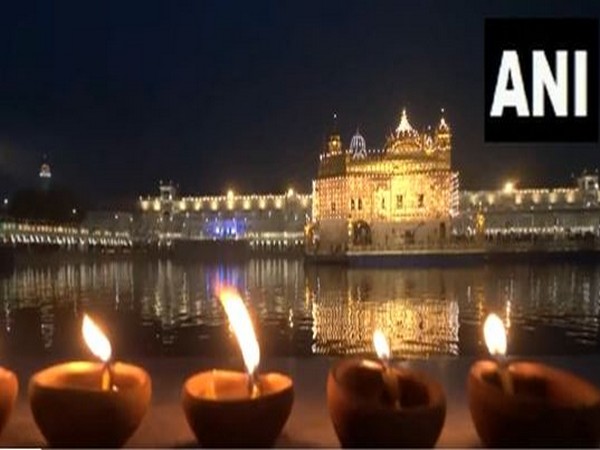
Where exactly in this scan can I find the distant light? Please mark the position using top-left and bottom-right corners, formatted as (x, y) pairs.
(2, 198), (7, 206)
(503, 181), (515, 194)
(39, 163), (52, 178)
(287, 188), (294, 197)
(72, 208), (77, 215)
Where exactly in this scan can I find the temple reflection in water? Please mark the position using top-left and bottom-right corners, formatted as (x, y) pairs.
(305, 267), (460, 357)
(1, 257), (600, 358)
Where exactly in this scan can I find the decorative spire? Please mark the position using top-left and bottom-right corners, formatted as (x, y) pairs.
(395, 108), (415, 136)
(438, 107), (450, 132)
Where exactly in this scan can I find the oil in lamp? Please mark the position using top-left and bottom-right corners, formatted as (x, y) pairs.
(0, 365), (17, 436)
(181, 286), (294, 447)
(29, 313), (152, 448)
(327, 328), (446, 448)
(468, 312), (600, 447)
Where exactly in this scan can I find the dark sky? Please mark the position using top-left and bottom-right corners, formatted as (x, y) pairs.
(0, 0), (598, 205)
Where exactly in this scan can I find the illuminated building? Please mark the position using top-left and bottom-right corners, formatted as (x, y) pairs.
(455, 171), (600, 238)
(308, 109), (458, 254)
(138, 182), (311, 250)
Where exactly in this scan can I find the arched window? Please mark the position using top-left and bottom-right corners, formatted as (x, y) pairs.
(396, 195), (403, 209)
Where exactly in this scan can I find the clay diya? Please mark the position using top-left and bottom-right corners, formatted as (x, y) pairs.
(29, 314), (151, 448)
(0, 367), (18, 436)
(182, 286), (294, 448)
(468, 313), (600, 447)
(327, 329), (446, 448)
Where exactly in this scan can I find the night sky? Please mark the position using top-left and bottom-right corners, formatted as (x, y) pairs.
(0, 0), (598, 206)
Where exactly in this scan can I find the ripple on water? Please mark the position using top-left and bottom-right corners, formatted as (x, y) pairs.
(0, 258), (599, 357)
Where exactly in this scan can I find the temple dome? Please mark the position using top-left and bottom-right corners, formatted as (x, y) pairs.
(395, 108), (417, 137)
(349, 129), (367, 159)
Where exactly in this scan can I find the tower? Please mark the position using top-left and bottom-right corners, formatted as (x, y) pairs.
(326, 113), (342, 155)
(318, 113), (347, 178)
(39, 154), (52, 191)
(435, 108), (451, 152)
(310, 113), (349, 250)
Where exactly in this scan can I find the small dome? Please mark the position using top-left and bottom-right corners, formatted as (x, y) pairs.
(349, 129), (367, 159)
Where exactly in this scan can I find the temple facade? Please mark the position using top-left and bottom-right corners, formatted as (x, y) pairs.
(307, 109), (459, 255)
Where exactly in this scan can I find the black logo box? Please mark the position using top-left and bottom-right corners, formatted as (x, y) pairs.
(485, 18), (598, 143)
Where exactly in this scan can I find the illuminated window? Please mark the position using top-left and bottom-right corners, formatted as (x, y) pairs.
(418, 194), (424, 208)
(331, 202), (336, 212)
(396, 194), (403, 209)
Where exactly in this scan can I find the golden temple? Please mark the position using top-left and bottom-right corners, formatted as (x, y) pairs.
(308, 109), (459, 255)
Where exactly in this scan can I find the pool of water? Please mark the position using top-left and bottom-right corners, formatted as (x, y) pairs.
(1, 255), (599, 359)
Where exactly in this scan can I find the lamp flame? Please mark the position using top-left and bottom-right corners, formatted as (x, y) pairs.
(483, 313), (507, 357)
(373, 329), (391, 361)
(218, 286), (260, 376)
(82, 314), (112, 363)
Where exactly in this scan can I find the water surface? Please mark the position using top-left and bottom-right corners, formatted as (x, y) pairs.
(1, 255), (599, 359)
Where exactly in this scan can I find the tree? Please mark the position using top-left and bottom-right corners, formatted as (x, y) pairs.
(8, 187), (86, 224)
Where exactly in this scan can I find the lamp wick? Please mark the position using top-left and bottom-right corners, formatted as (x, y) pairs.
(102, 361), (116, 392)
(247, 369), (260, 398)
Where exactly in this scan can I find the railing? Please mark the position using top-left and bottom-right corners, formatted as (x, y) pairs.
(0, 221), (132, 248)
(150, 230), (304, 243)
(345, 237), (600, 254)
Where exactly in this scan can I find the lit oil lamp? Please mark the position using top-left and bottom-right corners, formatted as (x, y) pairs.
(468, 312), (600, 447)
(327, 328), (446, 448)
(181, 286), (294, 447)
(0, 366), (18, 436)
(482, 313), (513, 394)
(29, 313), (152, 448)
